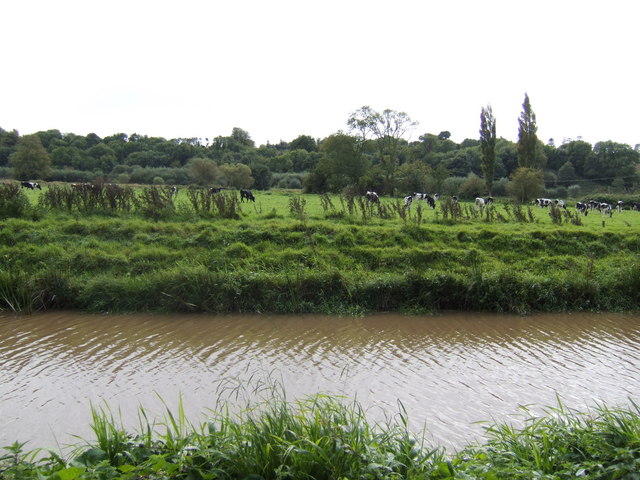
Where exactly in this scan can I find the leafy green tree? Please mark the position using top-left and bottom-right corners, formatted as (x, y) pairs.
(50, 146), (85, 169)
(506, 167), (544, 202)
(314, 134), (370, 192)
(289, 135), (318, 152)
(557, 140), (592, 177)
(266, 153), (294, 173)
(431, 163), (451, 194)
(459, 173), (486, 199)
(557, 161), (577, 186)
(249, 162), (272, 190)
(9, 134), (52, 180)
(394, 161), (432, 194)
(0, 127), (19, 166)
(347, 106), (417, 194)
(517, 93), (546, 169)
(220, 163), (253, 189)
(479, 105), (497, 195)
(87, 143), (117, 172)
(583, 141), (639, 184)
(189, 157), (221, 185)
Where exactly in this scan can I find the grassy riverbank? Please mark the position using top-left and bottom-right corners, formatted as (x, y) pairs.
(3, 395), (640, 479)
(1, 187), (640, 314)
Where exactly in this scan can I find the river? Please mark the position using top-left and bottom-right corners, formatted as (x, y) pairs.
(1, 311), (639, 453)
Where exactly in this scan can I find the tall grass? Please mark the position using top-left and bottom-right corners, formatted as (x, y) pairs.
(4, 395), (640, 479)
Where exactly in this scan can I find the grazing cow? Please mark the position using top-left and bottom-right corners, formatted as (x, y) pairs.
(239, 189), (255, 202)
(210, 187), (222, 194)
(616, 200), (624, 212)
(170, 186), (178, 197)
(21, 181), (41, 190)
(575, 202), (589, 216)
(554, 199), (567, 209)
(535, 198), (553, 208)
(598, 202), (613, 217)
(630, 202), (640, 211)
(365, 191), (380, 204)
(413, 192), (436, 208)
(475, 196), (494, 211)
(403, 194), (413, 208)
(451, 195), (458, 204)
(587, 200), (600, 211)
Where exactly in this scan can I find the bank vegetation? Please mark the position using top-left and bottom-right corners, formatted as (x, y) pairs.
(2, 394), (640, 479)
(1, 186), (639, 315)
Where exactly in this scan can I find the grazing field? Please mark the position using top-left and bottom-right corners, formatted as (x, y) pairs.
(1, 184), (639, 314)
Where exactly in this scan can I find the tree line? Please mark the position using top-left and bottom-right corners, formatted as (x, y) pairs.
(1, 94), (638, 200)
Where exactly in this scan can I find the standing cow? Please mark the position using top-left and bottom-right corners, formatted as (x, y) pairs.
(240, 189), (255, 202)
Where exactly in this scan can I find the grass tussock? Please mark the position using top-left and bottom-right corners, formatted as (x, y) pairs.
(3, 395), (640, 479)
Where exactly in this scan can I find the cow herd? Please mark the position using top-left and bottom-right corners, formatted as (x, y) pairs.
(535, 197), (639, 217)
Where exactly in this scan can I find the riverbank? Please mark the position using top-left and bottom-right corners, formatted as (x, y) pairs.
(3, 394), (640, 479)
(1, 189), (639, 314)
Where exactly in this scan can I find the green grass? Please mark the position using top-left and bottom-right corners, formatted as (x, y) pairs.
(1, 187), (639, 314)
(3, 394), (640, 479)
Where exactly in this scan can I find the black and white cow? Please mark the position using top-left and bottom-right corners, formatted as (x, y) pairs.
(554, 199), (567, 209)
(597, 202), (613, 217)
(403, 194), (413, 208)
(535, 198), (553, 208)
(413, 192), (437, 208)
(475, 196), (494, 211)
(240, 189), (255, 202)
(365, 191), (380, 204)
(210, 187), (222, 194)
(576, 202), (589, 216)
(451, 195), (458, 204)
(21, 181), (41, 190)
(616, 200), (624, 213)
(630, 202), (640, 211)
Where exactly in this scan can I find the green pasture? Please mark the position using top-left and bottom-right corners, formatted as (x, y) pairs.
(1, 184), (640, 314)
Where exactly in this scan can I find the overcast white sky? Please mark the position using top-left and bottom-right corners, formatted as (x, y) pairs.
(1, 0), (638, 148)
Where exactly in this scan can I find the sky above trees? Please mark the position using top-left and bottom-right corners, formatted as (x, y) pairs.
(2, 0), (638, 148)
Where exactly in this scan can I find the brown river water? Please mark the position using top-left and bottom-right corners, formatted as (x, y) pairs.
(1, 311), (639, 453)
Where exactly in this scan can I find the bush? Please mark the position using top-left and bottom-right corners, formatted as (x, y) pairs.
(458, 173), (486, 199)
(0, 183), (30, 219)
(441, 176), (466, 196)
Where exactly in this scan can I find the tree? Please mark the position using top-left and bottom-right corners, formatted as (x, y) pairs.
(189, 157), (221, 185)
(9, 134), (52, 180)
(347, 106), (417, 194)
(231, 127), (255, 148)
(506, 167), (544, 202)
(517, 93), (546, 169)
(220, 163), (253, 189)
(394, 161), (432, 194)
(320, 133), (369, 192)
(583, 141), (639, 184)
(289, 135), (317, 152)
(479, 105), (497, 195)
(557, 161), (577, 186)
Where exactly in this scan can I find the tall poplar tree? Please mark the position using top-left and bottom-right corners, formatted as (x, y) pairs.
(479, 104), (497, 195)
(517, 93), (539, 168)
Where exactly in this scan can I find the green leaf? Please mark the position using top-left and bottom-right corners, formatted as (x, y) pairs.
(55, 466), (86, 480)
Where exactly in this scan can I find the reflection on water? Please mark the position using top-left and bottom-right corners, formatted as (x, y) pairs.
(1, 311), (639, 452)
